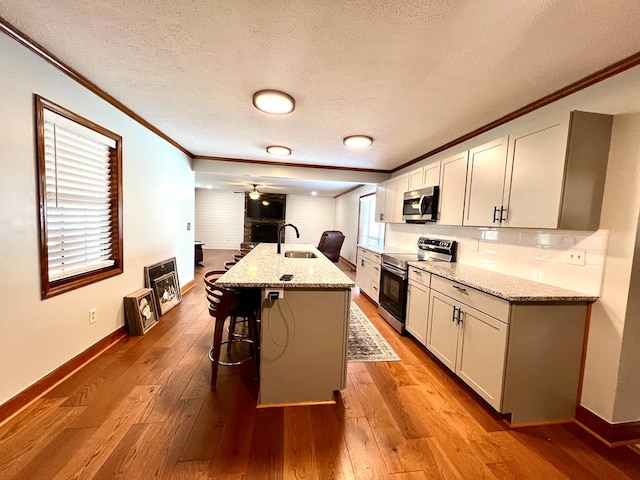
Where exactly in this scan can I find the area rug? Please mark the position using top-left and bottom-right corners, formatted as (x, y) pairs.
(348, 302), (401, 362)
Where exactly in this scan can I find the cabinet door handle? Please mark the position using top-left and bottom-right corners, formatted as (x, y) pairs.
(457, 308), (463, 325)
(493, 206), (499, 223)
(374, 267), (379, 271)
(500, 206), (508, 223)
(453, 285), (467, 294)
(361, 259), (365, 267)
(451, 306), (458, 323)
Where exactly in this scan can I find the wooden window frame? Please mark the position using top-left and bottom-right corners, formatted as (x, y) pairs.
(35, 95), (123, 299)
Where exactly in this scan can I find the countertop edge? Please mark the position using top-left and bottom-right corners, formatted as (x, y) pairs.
(408, 261), (598, 303)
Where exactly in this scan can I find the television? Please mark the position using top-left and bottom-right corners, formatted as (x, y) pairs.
(245, 194), (286, 220)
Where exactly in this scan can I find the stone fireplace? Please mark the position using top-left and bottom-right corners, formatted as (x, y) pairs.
(242, 193), (286, 247)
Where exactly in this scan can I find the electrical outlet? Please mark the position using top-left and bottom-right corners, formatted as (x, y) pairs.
(566, 249), (586, 266)
(89, 308), (97, 324)
(265, 289), (284, 300)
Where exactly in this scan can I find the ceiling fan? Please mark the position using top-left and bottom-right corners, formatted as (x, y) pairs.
(233, 183), (262, 199)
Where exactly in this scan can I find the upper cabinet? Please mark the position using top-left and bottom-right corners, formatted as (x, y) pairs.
(463, 137), (510, 227)
(376, 174), (409, 223)
(438, 151), (469, 226)
(503, 111), (612, 230)
(408, 162), (441, 190)
(460, 111), (612, 230)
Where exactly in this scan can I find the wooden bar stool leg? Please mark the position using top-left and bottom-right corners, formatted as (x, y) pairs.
(227, 316), (237, 355)
(210, 315), (226, 389)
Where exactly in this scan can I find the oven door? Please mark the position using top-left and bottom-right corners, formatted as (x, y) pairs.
(378, 263), (407, 333)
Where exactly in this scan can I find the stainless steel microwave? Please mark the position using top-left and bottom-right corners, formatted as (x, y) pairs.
(402, 186), (439, 223)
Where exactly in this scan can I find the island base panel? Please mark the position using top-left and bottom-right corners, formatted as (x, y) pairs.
(258, 288), (350, 406)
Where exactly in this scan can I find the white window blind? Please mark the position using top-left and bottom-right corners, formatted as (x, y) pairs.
(44, 111), (116, 281)
(358, 194), (384, 248)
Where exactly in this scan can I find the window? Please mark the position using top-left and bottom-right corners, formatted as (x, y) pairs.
(358, 193), (385, 248)
(35, 95), (123, 299)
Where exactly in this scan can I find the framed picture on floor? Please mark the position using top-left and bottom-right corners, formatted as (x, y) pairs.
(152, 271), (181, 315)
(144, 257), (182, 302)
(124, 288), (159, 335)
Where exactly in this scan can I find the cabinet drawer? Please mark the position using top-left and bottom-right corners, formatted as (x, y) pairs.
(431, 275), (510, 322)
(358, 247), (382, 264)
(408, 266), (430, 287)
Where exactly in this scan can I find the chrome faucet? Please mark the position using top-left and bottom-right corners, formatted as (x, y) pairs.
(277, 223), (300, 254)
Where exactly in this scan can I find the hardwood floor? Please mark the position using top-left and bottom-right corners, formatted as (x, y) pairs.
(1, 248), (639, 479)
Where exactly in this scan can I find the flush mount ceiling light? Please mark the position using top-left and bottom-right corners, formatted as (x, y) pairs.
(248, 184), (261, 200)
(343, 135), (373, 148)
(252, 90), (295, 115)
(266, 145), (292, 156)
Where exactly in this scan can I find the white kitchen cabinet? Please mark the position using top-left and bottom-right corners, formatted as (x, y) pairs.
(426, 274), (589, 423)
(375, 173), (409, 223)
(463, 136), (509, 227)
(408, 168), (423, 190)
(383, 178), (397, 223)
(405, 267), (430, 345)
(374, 183), (386, 222)
(393, 173), (409, 222)
(427, 285), (509, 411)
(356, 247), (382, 304)
(438, 151), (468, 225)
(422, 162), (440, 187)
(502, 111), (612, 229)
(460, 111), (612, 229)
(408, 162), (440, 190)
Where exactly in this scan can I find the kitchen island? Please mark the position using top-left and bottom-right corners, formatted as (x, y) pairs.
(216, 243), (354, 407)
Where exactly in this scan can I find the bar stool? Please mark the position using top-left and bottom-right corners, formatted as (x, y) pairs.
(204, 270), (260, 388)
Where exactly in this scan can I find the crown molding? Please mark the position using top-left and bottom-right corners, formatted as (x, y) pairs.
(0, 16), (193, 158)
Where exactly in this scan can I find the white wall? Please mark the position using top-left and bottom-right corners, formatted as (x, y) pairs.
(581, 114), (640, 423)
(334, 185), (377, 263)
(0, 34), (194, 405)
(285, 195), (335, 244)
(195, 189), (244, 249)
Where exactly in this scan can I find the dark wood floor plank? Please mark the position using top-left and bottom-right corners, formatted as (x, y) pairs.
(0, 400), (85, 478)
(209, 378), (259, 476)
(310, 404), (356, 480)
(350, 368), (423, 474)
(343, 416), (392, 480)
(245, 407), (284, 480)
(283, 406), (319, 480)
(13, 427), (97, 480)
(52, 384), (160, 479)
(179, 374), (240, 462)
(170, 460), (212, 480)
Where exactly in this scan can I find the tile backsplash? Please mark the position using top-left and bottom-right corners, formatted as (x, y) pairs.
(385, 224), (608, 296)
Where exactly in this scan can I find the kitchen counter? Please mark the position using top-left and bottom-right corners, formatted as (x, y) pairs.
(215, 242), (352, 407)
(408, 261), (597, 303)
(216, 243), (354, 289)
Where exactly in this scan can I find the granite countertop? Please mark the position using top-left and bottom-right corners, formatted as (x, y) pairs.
(408, 261), (598, 303)
(215, 243), (355, 289)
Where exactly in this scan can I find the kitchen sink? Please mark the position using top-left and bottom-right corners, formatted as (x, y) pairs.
(284, 251), (317, 258)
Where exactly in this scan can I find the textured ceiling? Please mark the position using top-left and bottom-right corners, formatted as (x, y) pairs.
(2, 1), (640, 177)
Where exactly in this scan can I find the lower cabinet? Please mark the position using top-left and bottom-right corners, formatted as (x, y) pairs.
(427, 290), (507, 410)
(423, 274), (588, 424)
(405, 267), (431, 345)
(356, 247), (381, 304)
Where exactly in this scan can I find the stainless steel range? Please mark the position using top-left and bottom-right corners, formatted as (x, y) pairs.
(378, 237), (457, 333)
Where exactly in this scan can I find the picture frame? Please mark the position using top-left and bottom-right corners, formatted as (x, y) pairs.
(144, 257), (181, 309)
(124, 288), (159, 335)
(152, 271), (181, 315)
